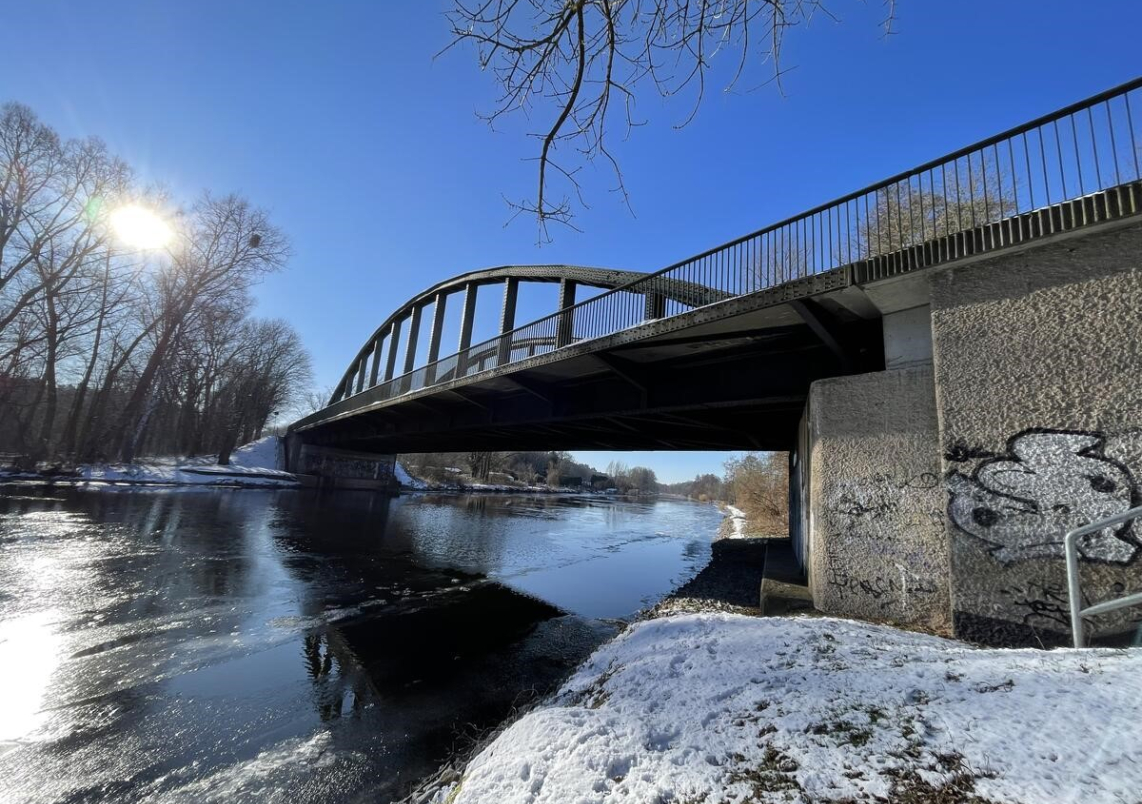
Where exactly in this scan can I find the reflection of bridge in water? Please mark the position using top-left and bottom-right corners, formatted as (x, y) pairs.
(291, 78), (1142, 648)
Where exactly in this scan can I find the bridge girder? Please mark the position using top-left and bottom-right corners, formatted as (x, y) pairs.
(299, 304), (884, 454)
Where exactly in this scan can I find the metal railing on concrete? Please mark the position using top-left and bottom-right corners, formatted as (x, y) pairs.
(333, 77), (1142, 409)
(1066, 504), (1142, 647)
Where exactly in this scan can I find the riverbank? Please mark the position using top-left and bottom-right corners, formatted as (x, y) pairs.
(403, 510), (1139, 803)
(395, 463), (620, 496)
(0, 439), (635, 495)
(0, 437), (298, 488)
(430, 613), (1141, 803)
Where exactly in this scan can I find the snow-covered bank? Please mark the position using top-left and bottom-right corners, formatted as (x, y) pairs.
(394, 462), (590, 495)
(721, 504), (749, 539)
(1, 437), (298, 488)
(395, 461), (429, 489)
(441, 614), (1141, 804)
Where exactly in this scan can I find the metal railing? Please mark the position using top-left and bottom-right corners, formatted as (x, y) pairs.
(331, 77), (1142, 411)
(1066, 505), (1142, 647)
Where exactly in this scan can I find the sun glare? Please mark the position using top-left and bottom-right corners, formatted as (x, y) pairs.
(110, 205), (173, 250)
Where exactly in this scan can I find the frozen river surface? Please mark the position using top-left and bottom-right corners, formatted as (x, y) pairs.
(0, 488), (718, 803)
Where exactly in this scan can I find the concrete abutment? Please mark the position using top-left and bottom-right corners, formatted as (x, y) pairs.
(284, 435), (398, 491)
(801, 221), (1142, 646)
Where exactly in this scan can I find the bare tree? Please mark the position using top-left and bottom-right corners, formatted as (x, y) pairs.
(447, 0), (895, 236)
(113, 193), (289, 461)
(724, 451), (788, 535)
(0, 101), (311, 467)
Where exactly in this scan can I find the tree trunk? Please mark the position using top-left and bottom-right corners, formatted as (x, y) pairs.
(117, 321), (178, 462)
(62, 259), (112, 457)
(34, 293), (61, 459)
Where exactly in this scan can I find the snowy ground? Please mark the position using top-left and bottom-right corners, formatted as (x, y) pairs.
(395, 461), (429, 489)
(722, 504), (749, 539)
(2, 436), (298, 488)
(393, 462), (584, 494)
(440, 614), (1141, 804)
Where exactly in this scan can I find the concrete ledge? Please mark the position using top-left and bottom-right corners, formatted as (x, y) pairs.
(760, 577), (815, 617)
(760, 539), (815, 617)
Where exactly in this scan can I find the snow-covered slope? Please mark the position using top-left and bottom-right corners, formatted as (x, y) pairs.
(445, 614), (1141, 804)
(73, 437), (296, 486)
(395, 461), (428, 489)
(723, 504), (748, 539)
(227, 436), (283, 470)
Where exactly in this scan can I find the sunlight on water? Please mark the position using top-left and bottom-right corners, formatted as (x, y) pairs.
(0, 610), (61, 742)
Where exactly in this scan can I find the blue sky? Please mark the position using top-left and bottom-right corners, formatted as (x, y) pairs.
(4, 2), (1139, 482)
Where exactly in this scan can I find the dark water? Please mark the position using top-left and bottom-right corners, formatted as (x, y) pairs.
(0, 487), (719, 803)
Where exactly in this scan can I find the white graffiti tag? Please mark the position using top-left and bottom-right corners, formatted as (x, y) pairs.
(947, 430), (1139, 564)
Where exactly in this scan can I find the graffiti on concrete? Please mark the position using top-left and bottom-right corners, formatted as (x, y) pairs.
(947, 429), (1139, 565)
(825, 472), (944, 538)
(825, 563), (939, 612)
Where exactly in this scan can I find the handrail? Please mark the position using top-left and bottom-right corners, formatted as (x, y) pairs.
(1065, 504), (1142, 647)
(317, 76), (1142, 419)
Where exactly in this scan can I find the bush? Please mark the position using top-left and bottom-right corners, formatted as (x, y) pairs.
(724, 452), (789, 537)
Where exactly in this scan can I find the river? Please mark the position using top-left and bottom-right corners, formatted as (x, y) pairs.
(0, 487), (720, 803)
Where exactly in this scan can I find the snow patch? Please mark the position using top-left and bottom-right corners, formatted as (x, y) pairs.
(451, 614), (1142, 804)
(19, 437), (300, 488)
(722, 504), (748, 539)
(227, 436), (283, 470)
(391, 462), (582, 494)
(395, 461), (428, 489)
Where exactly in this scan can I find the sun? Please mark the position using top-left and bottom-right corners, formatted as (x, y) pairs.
(109, 205), (173, 250)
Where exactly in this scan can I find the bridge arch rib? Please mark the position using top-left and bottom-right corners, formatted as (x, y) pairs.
(330, 264), (730, 404)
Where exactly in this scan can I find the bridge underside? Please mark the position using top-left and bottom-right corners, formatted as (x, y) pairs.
(294, 283), (885, 453)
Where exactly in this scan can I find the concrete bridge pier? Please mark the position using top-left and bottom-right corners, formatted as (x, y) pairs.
(800, 219), (1142, 646)
(284, 433), (398, 491)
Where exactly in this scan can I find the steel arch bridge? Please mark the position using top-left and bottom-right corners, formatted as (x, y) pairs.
(290, 78), (1142, 461)
(327, 264), (732, 404)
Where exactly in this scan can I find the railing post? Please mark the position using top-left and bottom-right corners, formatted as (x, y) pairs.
(643, 290), (665, 321)
(383, 318), (403, 383)
(455, 282), (478, 377)
(424, 292), (448, 385)
(497, 278), (519, 366)
(1066, 529), (1086, 648)
(1065, 504), (1142, 647)
(556, 279), (576, 348)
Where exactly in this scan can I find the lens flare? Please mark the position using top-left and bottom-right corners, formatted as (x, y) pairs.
(109, 205), (173, 249)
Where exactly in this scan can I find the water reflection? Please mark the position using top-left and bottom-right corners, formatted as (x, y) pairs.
(0, 610), (61, 743)
(0, 486), (719, 803)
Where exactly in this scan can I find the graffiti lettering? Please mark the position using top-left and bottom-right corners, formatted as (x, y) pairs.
(947, 429), (1139, 565)
(825, 473), (944, 538)
(825, 562), (939, 611)
(1000, 581), (1070, 628)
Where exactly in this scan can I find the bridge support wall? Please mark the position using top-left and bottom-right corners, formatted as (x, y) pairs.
(929, 223), (1142, 646)
(284, 436), (398, 491)
(806, 366), (953, 633)
(805, 222), (1142, 645)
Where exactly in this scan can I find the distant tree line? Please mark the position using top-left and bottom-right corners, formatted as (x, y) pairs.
(405, 448), (787, 527)
(603, 460), (658, 495)
(0, 102), (311, 465)
(400, 450), (659, 493)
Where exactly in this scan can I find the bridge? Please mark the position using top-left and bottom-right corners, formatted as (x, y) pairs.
(290, 78), (1142, 648)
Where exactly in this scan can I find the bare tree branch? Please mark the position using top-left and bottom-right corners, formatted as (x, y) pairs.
(448, 0), (897, 234)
